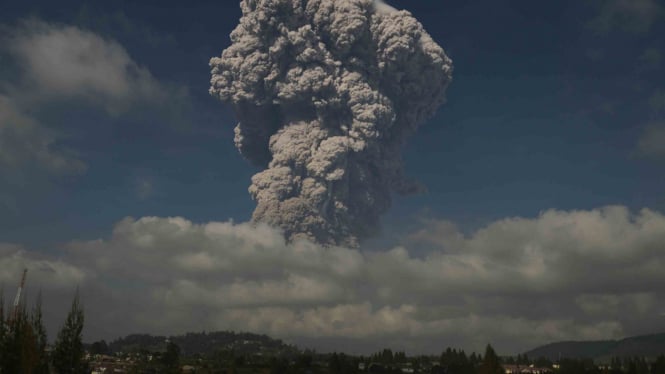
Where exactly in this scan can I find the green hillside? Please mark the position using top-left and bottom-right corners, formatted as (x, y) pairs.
(524, 333), (665, 362)
(107, 331), (298, 356)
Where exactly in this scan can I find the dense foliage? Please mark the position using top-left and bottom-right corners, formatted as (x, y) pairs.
(0, 289), (84, 374)
(0, 292), (49, 374)
(51, 292), (86, 374)
(525, 334), (665, 362)
(108, 330), (297, 356)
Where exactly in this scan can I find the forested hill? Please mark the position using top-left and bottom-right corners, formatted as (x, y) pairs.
(524, 333), (665, 361)
(107, 331), (299, 356)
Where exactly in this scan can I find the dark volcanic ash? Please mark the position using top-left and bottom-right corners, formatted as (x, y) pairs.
(210, 0), (453, 247)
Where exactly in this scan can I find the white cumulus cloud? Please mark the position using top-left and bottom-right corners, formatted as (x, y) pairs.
(6, 19), (174, 113)
(4, 206), (665, 354)
(0, 19), (189, 185)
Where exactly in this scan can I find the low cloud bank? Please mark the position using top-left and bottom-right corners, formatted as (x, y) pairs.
(4, 206), (665, 354)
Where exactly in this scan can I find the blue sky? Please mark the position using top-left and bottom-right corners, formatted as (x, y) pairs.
(1, 0), (664, 354)
(2, 0), (663, 247)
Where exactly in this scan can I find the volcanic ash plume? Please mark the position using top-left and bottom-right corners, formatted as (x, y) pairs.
(210, 0), (453, 247)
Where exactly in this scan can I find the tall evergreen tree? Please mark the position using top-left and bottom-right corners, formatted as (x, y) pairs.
(652, 355), (665, 374)
(162, 339), (181, 374)
(0, 290), (6, 371)
(0, 289), (51, 374)
(2, 302), (39, 374)
(479, 344), (503, 374)
(31, 292), (49, 374)
(18, 303), (39, 374)
(328, 352), (342, 373)
(52, 291), (86, 374)
(2, 301), (22, 374)
(470, 351), (481, 365)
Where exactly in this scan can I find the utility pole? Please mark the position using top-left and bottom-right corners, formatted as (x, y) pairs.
(11, 268), (27, 321)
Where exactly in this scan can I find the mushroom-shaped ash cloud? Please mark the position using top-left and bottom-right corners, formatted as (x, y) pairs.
(210, 0), (452, 247)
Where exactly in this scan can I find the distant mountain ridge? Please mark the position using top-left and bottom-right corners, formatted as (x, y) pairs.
(107, 331), (299, 356)
(524, 332), (665, 362)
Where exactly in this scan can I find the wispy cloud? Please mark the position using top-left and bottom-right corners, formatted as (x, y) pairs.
(5, 19), (183, 114)
(650, 90), (665, 113)
(135, 176), (155, 200)
(0, 95), (86, 176)
(588, 0), (664, 34)
(0, 19), (190, 185)
(637, 122), (665, 157)
(639, 48), (662, 71)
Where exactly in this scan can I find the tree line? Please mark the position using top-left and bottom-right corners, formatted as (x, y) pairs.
(113, 340), (665, 373)
(0, 290), (86, 374)
(3, 290), (665, 374)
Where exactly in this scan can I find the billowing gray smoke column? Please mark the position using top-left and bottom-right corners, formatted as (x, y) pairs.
(210, 0), (453, 247)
